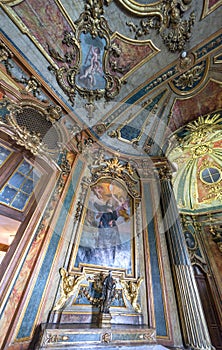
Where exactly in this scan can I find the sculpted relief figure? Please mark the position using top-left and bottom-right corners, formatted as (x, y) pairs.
(53, 268), (86, 311)
(120, 277), (143, 313)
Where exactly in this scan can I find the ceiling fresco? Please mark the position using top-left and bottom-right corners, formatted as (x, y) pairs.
(167, 111), (222, 213)
(0, 0), (222, 211)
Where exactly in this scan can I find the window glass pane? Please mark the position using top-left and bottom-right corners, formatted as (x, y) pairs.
(9, 173), (25, 189)
(29, 169), (41, 184)
(0, 159), (42, 211)
(0, 186), (17, 204)
(212, 173), (220, 182)
(210, 168), (220, 182)
(0, 145), (11, 166)
(210, 168), (219, 175)
(201, 168), (210, 179)
(201, 167), (221, 184)
(22, 179), (34, 194)
(18, 160), (32, 175)
(12, 192), (29, 210)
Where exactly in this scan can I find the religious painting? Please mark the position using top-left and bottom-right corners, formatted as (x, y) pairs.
(76, 33), (106, 91)
(74, 179), (133, 274)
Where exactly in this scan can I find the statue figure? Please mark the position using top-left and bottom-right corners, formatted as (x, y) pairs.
(100, 271), (116, 314)
(120, 277), (143, 313)
(53, 268), (86, 311)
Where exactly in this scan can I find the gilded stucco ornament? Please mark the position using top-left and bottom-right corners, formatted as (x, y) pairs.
(48, 0), (125, 109)
(167, 111), (222, 211)
(45, 105), (62, 124)
(90, 156), (140, 199)
(0, 99), (62, 156)
(53, 268), (86, 311)
(45, 334), (69, 344)
(205, 183), (222, 201)
(120, 277), (143, 313)
(74, 273), (121, 310)
(209, 225), (222, 253)
(0, 40), (13, 71)
(125, 0), (195, 52)
(0, 40), (48, 102)
(174, 62), (205, 90)
(20, 76), (42, 97)
(157, 164), (173, 181)
(0, 111), (50, 156)
(179, 113), (222, 152)
(170, 59), (209, 95)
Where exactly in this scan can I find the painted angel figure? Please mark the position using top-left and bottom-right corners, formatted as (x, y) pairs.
(79, 45), (103, 88)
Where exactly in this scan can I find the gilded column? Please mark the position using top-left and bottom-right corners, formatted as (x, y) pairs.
(158, 164), (214, 350)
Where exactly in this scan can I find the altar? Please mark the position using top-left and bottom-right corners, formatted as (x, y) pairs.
(37, 323), (158, 349)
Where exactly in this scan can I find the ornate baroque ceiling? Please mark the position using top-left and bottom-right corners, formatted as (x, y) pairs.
(0, 0), (222, 213)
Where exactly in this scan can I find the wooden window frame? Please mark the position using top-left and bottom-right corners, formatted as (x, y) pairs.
(0, 130), (58, 289)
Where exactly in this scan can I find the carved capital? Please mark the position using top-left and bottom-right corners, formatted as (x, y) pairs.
(157, 165), (173, 181)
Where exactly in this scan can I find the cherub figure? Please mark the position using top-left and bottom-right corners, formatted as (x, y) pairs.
(53, 268), (86, 311)
(79, 46), (103, 88)
(120, 277), (143, 313)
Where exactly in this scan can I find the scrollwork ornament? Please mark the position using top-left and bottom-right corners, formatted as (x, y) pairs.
(160, 3), (195, 53)
(47, 0), (124, 110)
(45, 334), (69, 344)
(90, 156), (140, 198)
(143, 330), (156, 342)
(173, 61), (205, 90)
(0, 112), (50, 156)
(59, 153), (71, 176)
(126, 1), (195, 53)
(20, 76), (42, 97)
(102, 332), (112, 343)
(178, 113), (222, 151)
(46, 105), (62, 124)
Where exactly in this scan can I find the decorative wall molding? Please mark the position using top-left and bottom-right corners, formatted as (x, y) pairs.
(48, 0), (123, 108)
(0, 97), (63, 157)
(125, 0), (195, 52)
(89, 156), (141, 199)
(170, 59), (209, 95)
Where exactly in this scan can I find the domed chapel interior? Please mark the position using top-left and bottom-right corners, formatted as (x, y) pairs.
(0, 1), (222, 349)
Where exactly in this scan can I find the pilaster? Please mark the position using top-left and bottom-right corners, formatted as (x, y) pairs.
(158, 164), (214, 350)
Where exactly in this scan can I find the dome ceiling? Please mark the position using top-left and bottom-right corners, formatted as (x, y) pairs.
(167, 111), (222, 213)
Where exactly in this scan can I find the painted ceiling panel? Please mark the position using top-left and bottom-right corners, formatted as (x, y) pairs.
(0, 0), (222, 155)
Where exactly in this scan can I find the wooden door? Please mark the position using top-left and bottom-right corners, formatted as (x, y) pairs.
(194, 265), (222, 349)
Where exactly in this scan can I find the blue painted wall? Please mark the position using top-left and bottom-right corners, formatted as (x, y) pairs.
(143, 183), (167, 336)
